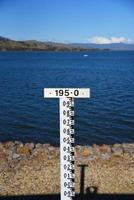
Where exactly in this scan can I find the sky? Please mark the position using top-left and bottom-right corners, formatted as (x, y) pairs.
(0, 0), (134, 43)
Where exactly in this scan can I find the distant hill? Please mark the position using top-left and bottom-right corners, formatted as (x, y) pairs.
(0, 36), (103, 52)
(70, 43), (134, 51)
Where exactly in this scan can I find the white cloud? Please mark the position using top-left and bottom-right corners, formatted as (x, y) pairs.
(88, 36), (131, 44)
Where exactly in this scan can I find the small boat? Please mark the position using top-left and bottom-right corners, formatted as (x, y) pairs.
(83, 54), (88, 57)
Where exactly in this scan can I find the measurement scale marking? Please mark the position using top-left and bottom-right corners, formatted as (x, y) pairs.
(44, 88), (90, 200)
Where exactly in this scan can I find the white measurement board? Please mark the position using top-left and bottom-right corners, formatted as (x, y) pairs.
(44, 88), (90, 200)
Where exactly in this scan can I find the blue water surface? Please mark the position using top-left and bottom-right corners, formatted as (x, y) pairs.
(0, 51), (134, 145)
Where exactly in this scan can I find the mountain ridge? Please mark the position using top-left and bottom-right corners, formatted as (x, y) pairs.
(0, 36), (104, 52)
(70, 42), (134, 51)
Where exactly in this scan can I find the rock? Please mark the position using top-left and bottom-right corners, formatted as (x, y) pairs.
(15, 141), (23, 147)
(101, 153), (111, 160)
(82, 147), (93, 157)
(112, 146), (123, 156)
(55, 148), (60, 158)
(47, 146), (59, 159)
(31, 151), (47, 162)
(75, 145), (82, 156)
(15, 142), (24, 153)
(16, 146), (30, 157)
(122, 143), (134, 155)
(99, 144), (111, 154)
(92, 144), (100, 155)
(25, 143), (35, 151)
(88, 155), (97, 161)
(2, 141), (14, 149)
(42, 143), (50, 148)
(113, 143), (121, 148)
(48, 146), (55, 151)
(75, 145), (81, 149)
(1, 142), (15, 159)
(0, 142), (4, 151)
(12, 153), (20, 159)
(0, 151), (6, 160)
(35, 143), (43, 149)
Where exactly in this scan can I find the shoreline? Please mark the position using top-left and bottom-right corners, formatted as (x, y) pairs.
(0, 141), (134, 195)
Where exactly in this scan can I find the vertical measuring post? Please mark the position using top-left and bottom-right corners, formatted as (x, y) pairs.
(60, 97), (75, 199)
(44, 88), (90, 200)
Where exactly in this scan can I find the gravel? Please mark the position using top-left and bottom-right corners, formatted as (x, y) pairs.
(0, 141), (134, 195)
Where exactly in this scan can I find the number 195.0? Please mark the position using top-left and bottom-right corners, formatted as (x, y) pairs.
(55, 89), (69, 96)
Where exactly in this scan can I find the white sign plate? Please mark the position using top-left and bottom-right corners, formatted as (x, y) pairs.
(44, 88), (90, 98)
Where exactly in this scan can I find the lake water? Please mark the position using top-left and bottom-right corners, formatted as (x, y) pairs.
(0, 51), (134, 145)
